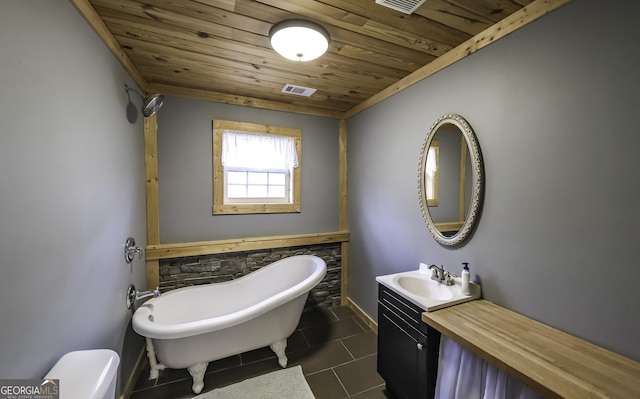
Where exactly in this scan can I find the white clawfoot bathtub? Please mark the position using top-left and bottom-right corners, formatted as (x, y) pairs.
(132, 255), (327, 394)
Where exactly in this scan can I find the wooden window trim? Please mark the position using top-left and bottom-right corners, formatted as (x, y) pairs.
(212, 119), (301, 215)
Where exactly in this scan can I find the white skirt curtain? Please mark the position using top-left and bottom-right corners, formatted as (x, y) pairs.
(435, 336), (544, 399)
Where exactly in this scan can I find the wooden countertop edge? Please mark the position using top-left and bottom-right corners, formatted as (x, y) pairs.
(421, 299), (640, 399)
(421, 305), (560, 399)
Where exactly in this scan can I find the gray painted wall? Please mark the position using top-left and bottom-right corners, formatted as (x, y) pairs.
(348, 0), (640, 362)
(0, 0), (147, 390)
(156, 97), (340, 243)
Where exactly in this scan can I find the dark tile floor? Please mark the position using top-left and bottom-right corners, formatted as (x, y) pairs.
(130, 305), (393, 399)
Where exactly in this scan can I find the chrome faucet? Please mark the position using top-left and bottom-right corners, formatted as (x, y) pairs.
(136, 288), (161, 301)
(126, 284), (160, 309)
(428, 264), (455, 286)
(428, 264), (444, 281)
(124, 237), (143, 263)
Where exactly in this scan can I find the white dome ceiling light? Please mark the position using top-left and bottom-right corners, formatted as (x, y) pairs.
(269, 20), (330, 62)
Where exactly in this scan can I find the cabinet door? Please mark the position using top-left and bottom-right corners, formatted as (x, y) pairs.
(378, 304), (420, 399)
(416, 331), (428, 399)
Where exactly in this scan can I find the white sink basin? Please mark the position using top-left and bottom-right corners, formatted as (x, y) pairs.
(395, 276), (455, 300)
(376, 268), (481, 312)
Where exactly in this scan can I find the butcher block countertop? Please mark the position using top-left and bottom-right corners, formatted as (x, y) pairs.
(421, 300), (640, 399)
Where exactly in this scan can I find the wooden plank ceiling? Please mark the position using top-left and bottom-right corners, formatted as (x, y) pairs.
(79, 0), (537, 117)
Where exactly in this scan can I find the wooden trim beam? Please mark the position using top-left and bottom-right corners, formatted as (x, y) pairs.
(68, 0), (147, 91)
(145, 231), (349, 260)
(344, 0), (573, 118)
(339, 119), (348, 231)
(340, 242), (349, 305)
(144, 115), (160, 246)
(339, 119), (349, 304)
(144, 115), (161, 289)
(146, 260), (159, 291)
(147, 83), (345, 119)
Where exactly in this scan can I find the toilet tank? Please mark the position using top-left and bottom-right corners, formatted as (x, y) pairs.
(44, 349), (119, 399)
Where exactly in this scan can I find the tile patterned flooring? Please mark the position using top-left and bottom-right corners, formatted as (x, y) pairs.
(130, 305), (393, 398)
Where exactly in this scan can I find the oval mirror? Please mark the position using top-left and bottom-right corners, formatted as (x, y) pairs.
(418, 114), (484, 246)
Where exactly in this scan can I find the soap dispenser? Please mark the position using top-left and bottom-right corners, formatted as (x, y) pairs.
(461, 262), (470, 295)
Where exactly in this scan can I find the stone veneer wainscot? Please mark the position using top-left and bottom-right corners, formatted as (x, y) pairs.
(158, 243), (342, 308)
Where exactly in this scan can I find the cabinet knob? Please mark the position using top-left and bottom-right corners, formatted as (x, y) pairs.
(417, 343), (423, 350)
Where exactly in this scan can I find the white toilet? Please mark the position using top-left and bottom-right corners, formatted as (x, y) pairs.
(44, 349), (119, 399)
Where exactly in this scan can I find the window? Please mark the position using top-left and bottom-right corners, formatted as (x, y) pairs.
(222, 131), (297, 203)
(425, 140), (439, 206)
(213, 120), (301, 214)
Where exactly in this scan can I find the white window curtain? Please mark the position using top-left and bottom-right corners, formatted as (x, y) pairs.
(221, 131), (298, 170)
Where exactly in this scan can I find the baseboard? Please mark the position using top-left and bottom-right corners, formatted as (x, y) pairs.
(119, 346), (146, 399)
(346, 297), (378, 334)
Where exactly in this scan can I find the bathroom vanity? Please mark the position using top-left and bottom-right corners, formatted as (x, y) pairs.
(377, 283), (440, 399)
(376, 266), (481, 399)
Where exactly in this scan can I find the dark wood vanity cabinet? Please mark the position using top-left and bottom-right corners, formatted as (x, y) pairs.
(377, 284), (440, 399)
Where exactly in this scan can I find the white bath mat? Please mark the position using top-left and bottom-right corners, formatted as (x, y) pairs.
(195, 365), (315, 399)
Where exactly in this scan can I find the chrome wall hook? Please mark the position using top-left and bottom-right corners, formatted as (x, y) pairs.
(124, 237), (143, 263)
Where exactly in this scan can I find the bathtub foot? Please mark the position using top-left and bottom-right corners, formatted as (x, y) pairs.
(187, 362), (208, 394)
(270, 339), (288, 368)
(144, 338), (167, 379)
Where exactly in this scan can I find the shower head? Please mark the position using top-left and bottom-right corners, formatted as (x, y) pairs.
(142, 94), (164, 117)
(125, 84), (164, 117)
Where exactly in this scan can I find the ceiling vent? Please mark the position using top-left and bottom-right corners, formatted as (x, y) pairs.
(375, 0), (426, 14)
(281, 84), (317, 97)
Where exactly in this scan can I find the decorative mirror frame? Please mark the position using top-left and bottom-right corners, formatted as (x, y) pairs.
(418, 114), (484, 246)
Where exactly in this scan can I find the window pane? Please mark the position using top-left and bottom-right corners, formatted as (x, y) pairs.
(227, 171), (246, 184)
(227, 185), (247, 198)
(248, 185), (268, 197)
(248, 172), (268, 184)
(268, 186), (285, 198)
(269, 172), (286, 185)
